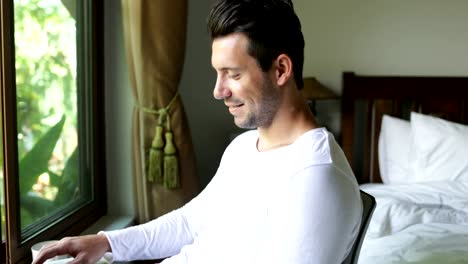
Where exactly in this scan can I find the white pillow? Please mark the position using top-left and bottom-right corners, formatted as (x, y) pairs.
(378, 115), (412, 184)
(410, 112), (468, 182)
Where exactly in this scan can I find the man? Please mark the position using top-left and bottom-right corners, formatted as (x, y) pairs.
(33, 0), (362, 263)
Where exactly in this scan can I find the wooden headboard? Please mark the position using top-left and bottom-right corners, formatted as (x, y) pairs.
(340, 72), (468, 184)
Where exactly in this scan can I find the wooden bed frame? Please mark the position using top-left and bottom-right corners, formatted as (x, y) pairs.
(340, 72), (468, 184)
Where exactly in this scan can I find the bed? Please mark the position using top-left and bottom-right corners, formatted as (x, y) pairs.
(340, 72), (468, 264)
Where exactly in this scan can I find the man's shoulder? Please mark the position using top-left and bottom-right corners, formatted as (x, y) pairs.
(291, 128), (334, 166)
(221, 130), (258, 158)
(229, 129), (258, 145)
(291, 128), (358, 186)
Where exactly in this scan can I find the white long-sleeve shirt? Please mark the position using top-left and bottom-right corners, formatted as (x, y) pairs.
(104, 127), (362, 264)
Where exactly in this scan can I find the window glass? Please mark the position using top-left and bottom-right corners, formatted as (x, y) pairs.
(14, 0), (90, 236)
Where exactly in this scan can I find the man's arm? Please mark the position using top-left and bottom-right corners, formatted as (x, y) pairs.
(31, 202), (201, 264)
(102, 166), (227, 261)
(102, 208), (195, 261)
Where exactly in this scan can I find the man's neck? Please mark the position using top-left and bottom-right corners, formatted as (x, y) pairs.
(256, 100), (319, 152)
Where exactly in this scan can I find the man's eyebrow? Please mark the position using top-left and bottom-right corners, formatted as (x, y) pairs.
(212, 64), (241, 71)
(218, 67), (242, 72)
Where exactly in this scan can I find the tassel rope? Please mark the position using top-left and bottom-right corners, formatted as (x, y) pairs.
(148, 114), (165, 183)
(136, 93), (180, 186)
(163, 115), (179, 189)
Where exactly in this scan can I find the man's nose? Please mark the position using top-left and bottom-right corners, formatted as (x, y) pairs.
(213, 78), (232, 100)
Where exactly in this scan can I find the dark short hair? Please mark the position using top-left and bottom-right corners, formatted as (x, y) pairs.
(207, 0), (305, 89)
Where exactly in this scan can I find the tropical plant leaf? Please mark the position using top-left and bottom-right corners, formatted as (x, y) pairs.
(54, 146), (79, 206)
(19, 115), (66, 196)
(20, 193), (54, 225)
(48, 170), (61, 186)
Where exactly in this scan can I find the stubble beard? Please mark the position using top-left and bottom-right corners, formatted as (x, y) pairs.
(236, 75), (280, 129)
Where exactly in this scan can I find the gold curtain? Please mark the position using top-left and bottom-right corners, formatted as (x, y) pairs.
(121, 0), (199, 223)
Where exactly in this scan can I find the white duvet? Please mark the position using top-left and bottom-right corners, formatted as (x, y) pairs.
(358, 181), (468, 264)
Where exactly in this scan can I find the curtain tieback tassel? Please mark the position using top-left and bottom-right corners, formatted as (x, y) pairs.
(163, 131), (179, 189)
(148, 125), (165, 183)
(137, 93), (180, 188)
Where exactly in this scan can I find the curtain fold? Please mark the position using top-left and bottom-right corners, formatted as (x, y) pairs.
(121, 0), (199, 223)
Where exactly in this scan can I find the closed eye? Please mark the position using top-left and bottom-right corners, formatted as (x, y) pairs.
(229, 73), (241, 80)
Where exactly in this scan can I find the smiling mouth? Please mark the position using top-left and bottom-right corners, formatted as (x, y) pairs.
(228, 104), (244, 114)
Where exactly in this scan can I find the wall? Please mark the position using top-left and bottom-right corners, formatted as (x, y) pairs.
(104, 0), (134, 216)
(104, 0), (468, 216)
(295, 0), (468, 92)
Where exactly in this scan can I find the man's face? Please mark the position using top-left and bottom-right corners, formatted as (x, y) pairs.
(211, 33), (280, 129)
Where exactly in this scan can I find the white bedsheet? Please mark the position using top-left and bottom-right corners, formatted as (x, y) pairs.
(359, 223), (468, 264)
(358, 181), (468, 264)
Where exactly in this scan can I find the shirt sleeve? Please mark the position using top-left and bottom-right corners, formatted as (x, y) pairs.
(102, 207), (192, 261)
(102, 163), (227, 262)
(265, 164), (362, 264)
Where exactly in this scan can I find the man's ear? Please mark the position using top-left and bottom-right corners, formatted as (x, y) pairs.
(273, 54), (293, 86)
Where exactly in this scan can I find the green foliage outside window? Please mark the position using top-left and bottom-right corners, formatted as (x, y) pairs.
(19, 115), (79, 228)
(0, 0), (79, 237)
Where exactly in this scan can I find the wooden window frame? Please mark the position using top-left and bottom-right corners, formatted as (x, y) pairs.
(0, 1), (106, 263)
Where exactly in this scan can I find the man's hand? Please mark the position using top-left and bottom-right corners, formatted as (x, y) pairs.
(31, 233), (111, 264)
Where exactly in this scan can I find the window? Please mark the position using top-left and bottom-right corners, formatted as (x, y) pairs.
(0, 0), (105, 263)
